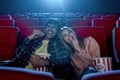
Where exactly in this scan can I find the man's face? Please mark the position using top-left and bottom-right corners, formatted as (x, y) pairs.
(44, 24), (57, 39)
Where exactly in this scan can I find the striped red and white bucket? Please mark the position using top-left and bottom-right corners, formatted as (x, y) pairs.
(33, 56), (49, 72)
(33, 66), (49, 72)
(93, 57), (112, 72)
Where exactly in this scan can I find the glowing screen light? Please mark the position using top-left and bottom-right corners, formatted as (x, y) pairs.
(40, 0), (65, 9)
(44, 0), (64, 5)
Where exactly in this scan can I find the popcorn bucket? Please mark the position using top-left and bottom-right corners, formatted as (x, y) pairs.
(93, 57), (112, 72)
(33, 53), (51, 72)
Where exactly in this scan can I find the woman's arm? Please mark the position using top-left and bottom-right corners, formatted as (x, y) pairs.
(83, 36), (101, 66)
(84, 37), (100, 58)
(74, 37), (100, 66)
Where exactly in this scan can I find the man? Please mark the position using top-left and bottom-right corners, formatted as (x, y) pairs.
(10, 18), (74, 80)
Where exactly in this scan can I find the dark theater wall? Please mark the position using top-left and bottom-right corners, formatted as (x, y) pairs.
(0, 0), (120, 13)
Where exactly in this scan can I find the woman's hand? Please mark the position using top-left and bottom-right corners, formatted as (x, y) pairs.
(28, 29), (44, 40)
(93, 63), (105, 72)
(30, 54), (49, 67)
(69, 33), (81, 52)
(69, 33), (78, 45)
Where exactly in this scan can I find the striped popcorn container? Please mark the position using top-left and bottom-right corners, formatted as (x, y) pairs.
(93, 57), (112, 72)
(33, 54), (51, 72)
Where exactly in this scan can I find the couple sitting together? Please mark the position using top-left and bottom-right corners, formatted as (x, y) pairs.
(6, 18), (100, 80)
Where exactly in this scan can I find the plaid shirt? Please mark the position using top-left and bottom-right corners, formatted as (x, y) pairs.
(12, 36), (71, 67)
(48, 36), (70, 65)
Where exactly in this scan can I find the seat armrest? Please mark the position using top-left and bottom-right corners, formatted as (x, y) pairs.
(0, 60), (12, 66)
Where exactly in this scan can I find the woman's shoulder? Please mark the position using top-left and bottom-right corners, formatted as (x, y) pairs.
(84, 36), (96, 42)
(84, 36), (100, 48)
(84, 36), (99, 47)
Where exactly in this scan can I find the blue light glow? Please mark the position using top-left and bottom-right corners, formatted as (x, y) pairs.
(39, 0), (65, 11)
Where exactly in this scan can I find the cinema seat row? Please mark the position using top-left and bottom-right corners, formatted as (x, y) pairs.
(0, 66), (54, 80)
(0, 13), (120, 69)
(1, 14), (120, 27)
(0, 26), (120, 80)
(0, 27), (120, 80)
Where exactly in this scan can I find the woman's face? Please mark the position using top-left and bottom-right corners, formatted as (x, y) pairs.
(62, 29), (76, 43)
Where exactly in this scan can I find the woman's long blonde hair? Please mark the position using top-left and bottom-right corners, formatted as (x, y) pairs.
(60, 26), (85, 54)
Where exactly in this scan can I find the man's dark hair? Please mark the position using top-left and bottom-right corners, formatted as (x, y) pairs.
(45, 18), (62, 31)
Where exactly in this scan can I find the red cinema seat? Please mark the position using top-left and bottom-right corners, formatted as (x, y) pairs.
(15, 18), (39, 40)
(92, 18), (116, 38)
(112, 28), (120, 64)
(73, 27), (108, 57)
(67, 19), (92, 27)
(0, 27), (18, 61)
(0, 19), (14, 26)
(0, 66), (54, 80)
(16, 18), (39, 29)
(92, 18), (116, 57)
(81, 70), (120, 80)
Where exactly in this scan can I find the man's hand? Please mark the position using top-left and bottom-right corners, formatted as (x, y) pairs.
(28, 29), (44, 40)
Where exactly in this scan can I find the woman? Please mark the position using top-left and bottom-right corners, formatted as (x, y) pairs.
(60, 27), (101, 79)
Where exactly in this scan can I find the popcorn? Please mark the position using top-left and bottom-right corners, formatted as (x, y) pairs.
(37, 53), (51, 58)
(34, 53), (51, 72)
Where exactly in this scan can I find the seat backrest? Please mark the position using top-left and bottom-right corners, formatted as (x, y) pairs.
(92, 18), (116, 37)
(73, 27), (108, 57)
(0, 66), (54, 80)
(15, 18), (39, 40)
(0, 27), (18, 61)
(92, 18), (116, 58)
(16, 18), (39, 29)
(0, 19), (14, 26)
(81, 70), (120, 80)
(67, 18), (92, 27)
(112, 28), (120, 63)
